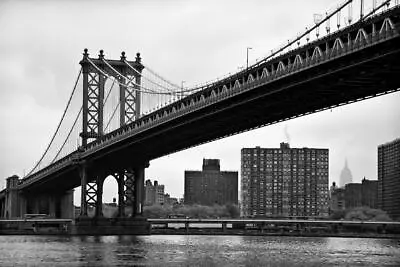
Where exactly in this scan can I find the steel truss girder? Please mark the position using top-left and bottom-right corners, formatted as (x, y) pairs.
(80, 51), (143, 145)
(86, 182), (98, 209)
(106, 170), (136, 217)
(81, 62), (104, 146)
(123, 169), (135, 207)
(124, 75), (137, 124)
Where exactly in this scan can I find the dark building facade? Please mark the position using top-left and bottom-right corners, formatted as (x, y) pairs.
(184, 159), (238, 206)
(361, 178), (378, 209)
(345, 183), (362, 209)
(330, 178), (378, 212)
(378, 138), (400, 220)
(330, 182), (346, 212)
(241, 143), (329, 218)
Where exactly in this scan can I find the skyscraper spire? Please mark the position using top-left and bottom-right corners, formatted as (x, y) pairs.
(340, 158), (353, 187)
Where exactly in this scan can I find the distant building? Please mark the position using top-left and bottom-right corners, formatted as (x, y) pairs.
(330, 182), (346, 213)
(345, 183), (362, 209)
(184, 159), (238, 206)
(144, 180), (165, 206)
(339, 159), (353, 187)
(330, 178), (378, 211)
(378, 138), (400, 220)
(361, 178), (378, 209)
(164, 193), (178, 205)
(241, 143), (330, 218)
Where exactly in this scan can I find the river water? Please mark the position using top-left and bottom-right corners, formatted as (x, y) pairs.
(0, 235), (399, 266)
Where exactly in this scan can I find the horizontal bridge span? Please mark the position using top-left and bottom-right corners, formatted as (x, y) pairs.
(19, 6), (400, 192)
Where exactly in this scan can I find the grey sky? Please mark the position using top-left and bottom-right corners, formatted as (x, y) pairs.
(0, 0), (399, 203)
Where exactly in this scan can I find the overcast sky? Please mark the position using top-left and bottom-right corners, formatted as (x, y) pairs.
(0, 0), (399, 204)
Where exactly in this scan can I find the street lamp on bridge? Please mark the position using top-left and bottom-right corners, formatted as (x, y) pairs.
(246, 47), (252, 69)
(181, 81), (185, 99)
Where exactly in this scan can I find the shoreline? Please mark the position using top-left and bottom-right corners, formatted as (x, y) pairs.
(1, 229), (400, 239)
(148, 229), (400, 239)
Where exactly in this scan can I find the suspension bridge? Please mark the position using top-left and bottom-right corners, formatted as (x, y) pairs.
(1, 0), (400, 233)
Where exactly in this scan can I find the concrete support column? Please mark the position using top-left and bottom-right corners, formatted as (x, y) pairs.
(61, 190), (74, 219)
(95, 177), (104, 218)
(185, 222), (190, 234)
(134, 167), (145, 216)
(0, 200), (4, 218)
(118, 172), (125, 217)
(19, 194), (27, 218)
(222, 222), (227, 232)
(260, 222), (265, 233)
(49, 195), (56, 218)
(80, 164), (88, 217)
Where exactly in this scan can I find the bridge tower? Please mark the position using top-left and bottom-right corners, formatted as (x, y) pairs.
(78, 50), (148, 226)
(119, 51), (144, 125)
(80, 49), (144, 145)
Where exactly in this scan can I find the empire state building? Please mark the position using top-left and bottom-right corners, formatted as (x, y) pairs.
(339, 159), (353, 187)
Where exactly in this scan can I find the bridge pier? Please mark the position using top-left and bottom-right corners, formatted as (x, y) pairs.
(133, 164), (147, 217)
(2, 175), (23, 218)
(23, 191), (74, 219)
(74, 161), (150, 234)
(78, 160), (148, 219)
(0, 199), (4, 218)
(79, 164), (88, 217)
(95, 175), (104, 218)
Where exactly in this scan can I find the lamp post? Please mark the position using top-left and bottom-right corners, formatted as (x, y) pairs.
(246, 47), (252, 69)
(181, 81), (185, 99)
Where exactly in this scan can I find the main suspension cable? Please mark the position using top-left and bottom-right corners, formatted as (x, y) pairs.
(124, 60), (178, 93)
(51, 106), (83, 164)
(26, 68), (82, 177)
(142, 64), (181, 90)
(88, 58), (170, 95)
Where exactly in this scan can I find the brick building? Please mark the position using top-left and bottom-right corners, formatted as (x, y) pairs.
(330, 178), (378, 212)
(330, 182), (346, 213)
(144, 180), (165, 206)
(378, 138), (400, 220)
(184, 159), (238, 206)
(241, 143), (329, 218)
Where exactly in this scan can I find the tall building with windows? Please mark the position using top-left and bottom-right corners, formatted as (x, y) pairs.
(241, 143), (329, 218)
(339, 159), (353, 187)
(378, 138), (400, 220)
(144, 180), (165, 206)
(184, 159), (238, 206)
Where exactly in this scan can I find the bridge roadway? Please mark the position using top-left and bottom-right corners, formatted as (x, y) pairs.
(20, 6), (400, 194)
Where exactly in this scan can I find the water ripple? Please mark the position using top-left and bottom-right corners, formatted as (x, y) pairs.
(0, 235), (399, 266)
